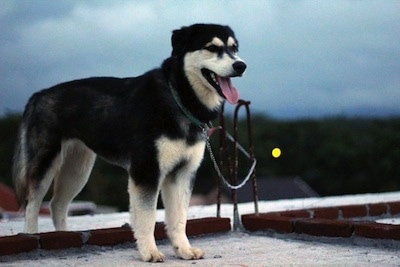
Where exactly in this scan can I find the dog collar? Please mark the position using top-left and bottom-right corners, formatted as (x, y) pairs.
(169, 82), (211, 130)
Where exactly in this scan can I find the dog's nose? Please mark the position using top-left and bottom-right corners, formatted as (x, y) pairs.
(233, 61), (247, 75)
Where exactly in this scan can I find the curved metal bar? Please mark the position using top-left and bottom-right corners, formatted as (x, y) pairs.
(215, 100), (258, 229)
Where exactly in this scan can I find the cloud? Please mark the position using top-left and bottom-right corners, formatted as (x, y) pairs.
(246, 1), (400, 117)
(1, 0), (399, 118)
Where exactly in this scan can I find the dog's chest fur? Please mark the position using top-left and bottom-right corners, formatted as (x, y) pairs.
(155, 135), (206, 178)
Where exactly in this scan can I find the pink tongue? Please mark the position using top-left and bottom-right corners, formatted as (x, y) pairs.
(217, 76), (240, 104)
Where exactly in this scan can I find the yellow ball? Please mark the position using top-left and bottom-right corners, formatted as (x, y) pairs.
(272, 148), (281, 158)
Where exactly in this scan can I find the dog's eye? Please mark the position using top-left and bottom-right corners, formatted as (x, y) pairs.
(229, 45), (238, 54)
(204, 45), (222, 53)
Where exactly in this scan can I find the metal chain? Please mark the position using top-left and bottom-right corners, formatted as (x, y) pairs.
(202, 128), (257, 190)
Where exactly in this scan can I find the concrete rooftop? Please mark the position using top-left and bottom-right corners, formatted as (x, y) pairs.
(1, 191), (400, 266)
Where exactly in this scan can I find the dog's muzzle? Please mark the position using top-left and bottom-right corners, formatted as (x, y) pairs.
(201, 60), (247, 104)
(232, 61), (247, 77)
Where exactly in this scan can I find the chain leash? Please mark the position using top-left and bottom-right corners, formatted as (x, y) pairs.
(202, 127), (257, 190)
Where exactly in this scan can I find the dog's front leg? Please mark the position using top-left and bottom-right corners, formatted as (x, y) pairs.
(161, 173), (204, 260)
(128, 178), (165, 262)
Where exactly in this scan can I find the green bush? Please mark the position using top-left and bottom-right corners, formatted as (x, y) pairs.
(1, 113), (399, 210)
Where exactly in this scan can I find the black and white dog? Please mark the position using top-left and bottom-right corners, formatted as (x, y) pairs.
(13, 23), (246, 262)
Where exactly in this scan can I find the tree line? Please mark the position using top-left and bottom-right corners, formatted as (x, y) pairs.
(1, 113), (399, 210)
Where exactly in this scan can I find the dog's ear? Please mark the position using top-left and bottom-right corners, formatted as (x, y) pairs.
(171, 26), (190, 56)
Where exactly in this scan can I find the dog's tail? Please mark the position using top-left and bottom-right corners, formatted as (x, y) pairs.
(12, 120), (30, 210)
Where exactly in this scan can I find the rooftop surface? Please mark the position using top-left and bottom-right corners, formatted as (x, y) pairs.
(1, 191), (400, 266)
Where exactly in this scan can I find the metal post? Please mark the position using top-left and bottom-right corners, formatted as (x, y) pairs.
(215, 100), (259, 228)
(238, 101), (259, 215)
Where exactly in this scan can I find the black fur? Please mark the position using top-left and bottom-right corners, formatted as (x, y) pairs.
(13, 23), (246, 262)
(16, 24), (241, 194)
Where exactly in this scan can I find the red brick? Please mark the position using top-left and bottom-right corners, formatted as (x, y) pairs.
(295, 218), (353, 237)
(339, 205), (367, 218)
(368, 203), (388, 217)
(154, 222), (167, 240)
(387, 201), (400, 215)
(154, 217), (231, 240)
(242, 214), (294, 233)
(39, 231), (83, 250)
(312, 207), (339, 219)
(257, 212), (283, 216)
(0, 234), (39, 256)
(354, 222), (400, 240)
(279, 210), (311, 218)
(87, 227), (134, 246)
(186, 217), (231, 236)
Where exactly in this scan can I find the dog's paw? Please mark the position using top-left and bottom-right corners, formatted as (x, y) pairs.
(140, 249), (165, 262)
(174, 246), (204, 260)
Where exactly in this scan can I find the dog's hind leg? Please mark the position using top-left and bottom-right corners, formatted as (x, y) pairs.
(24, 152), (62, 233)
(128, 178), (165, 262)
(50, 140), (96, 231)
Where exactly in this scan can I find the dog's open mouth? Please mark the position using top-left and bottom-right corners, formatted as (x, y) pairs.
(201, 69), (239, 104)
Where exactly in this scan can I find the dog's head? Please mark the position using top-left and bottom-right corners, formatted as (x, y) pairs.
(171, 24), (246, 109)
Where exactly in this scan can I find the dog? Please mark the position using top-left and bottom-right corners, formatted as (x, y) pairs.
(13, 23), (246, 262)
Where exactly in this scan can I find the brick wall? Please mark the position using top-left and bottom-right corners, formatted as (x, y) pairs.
(242, 201), (400, 240)
(0, 217), (230, 256)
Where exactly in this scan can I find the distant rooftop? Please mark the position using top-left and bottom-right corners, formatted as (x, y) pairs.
(236, 176), (319, 203)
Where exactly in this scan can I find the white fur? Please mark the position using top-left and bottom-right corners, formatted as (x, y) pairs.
(183, 36), (245, 110)
(156, 136), (205, 176)
(24, 139), (96, 233)
(51, 140), (96, 230)
(158, 136), (205, 259)
(17, 126), (28, 187)
(13, 126), (28, 209)
(184, 51), (224, 110)
(25, 153), (61, 233)
(161, 173), (204, 260)
(227, 36), (236, 47)
(128, 178), (164, 262)
(208, 37), (224, 47)
(128, 136), (206, 261)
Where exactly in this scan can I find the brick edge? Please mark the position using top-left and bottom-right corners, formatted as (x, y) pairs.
(0, 217), (230, 256)
(242, 201), (400, 240)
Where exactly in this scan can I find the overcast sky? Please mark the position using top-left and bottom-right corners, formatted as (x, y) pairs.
(1, 0), (399, 119)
